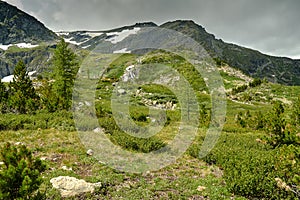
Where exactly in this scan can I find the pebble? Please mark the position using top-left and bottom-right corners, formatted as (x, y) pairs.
(87, 149), (94, 156)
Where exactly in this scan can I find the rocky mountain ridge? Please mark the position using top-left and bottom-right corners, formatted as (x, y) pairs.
(1, 1), (300, 85)
(58, 20), (300, 85)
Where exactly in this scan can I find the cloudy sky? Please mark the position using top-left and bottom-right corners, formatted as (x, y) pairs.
(3, 0), (300, 59)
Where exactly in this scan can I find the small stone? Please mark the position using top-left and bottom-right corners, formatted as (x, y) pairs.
(40, 157), (47, 161)
(0, 162), (4, 165)
(98, 160), (105, 164)
(93, 127), (103, 133)
(15, 142), (23, 146)
(62, 166), (73, 171)
(197, 186), (206, 192)
(118, 89), (126, 95)
(275, 178), (291, 191)
(85, 101), (92, 107)
(87, 149), (94, 156)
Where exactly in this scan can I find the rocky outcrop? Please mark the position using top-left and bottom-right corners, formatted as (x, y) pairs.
(0, 45), (55, 78)
(161, 20), (300, 86)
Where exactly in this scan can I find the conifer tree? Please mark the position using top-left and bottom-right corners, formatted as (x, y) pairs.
(266, 102), (299, 147)
(0, 80), (8, 113)
(0, 143), (46, 200)
(52, 38), (78, 110)
(9, 60), (39, 114)
(291, 96), (300, 129)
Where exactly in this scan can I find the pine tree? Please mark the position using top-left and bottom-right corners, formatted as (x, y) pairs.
(0, 80), (8, 113)
(0, 143), (46, 200)
(266, 102), (299, 147)
(52, 38), (78, 110)
(39, 79), (58, 112)
(291, 96), (300, 129)
(9, 60), (39, 114)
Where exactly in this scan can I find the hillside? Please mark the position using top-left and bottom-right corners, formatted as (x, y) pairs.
(57, 20), (300, 86)
(1, 48), (299, 199)
(161, 20), (300, 86)
(0, 1), (59, 78)
(0, 2), (299, 199)
(0, 1), (57, 44)
(0, 1), (300, 86)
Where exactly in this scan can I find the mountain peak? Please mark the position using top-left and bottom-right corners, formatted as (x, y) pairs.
(160, 20), (205, 30)
(0, 1), (57, 44)
(134, 22), (158, 27)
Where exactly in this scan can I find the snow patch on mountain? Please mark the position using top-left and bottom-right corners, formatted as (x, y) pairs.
(1, 75), (14, 82)
(58, 31), (103, 46)
(56, 32), (70, 36)
(64, 37), (85, 45)
(113, 48), (131, 54)
(82, 45), (91, 49)
(1, 71), (37, 83)
(105, 28), (140, 44)
(0, 43), (39, 50)
(83, 32), (103, 38)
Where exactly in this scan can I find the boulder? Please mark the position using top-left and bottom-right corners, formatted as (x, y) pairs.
(50, 176), (101, 198)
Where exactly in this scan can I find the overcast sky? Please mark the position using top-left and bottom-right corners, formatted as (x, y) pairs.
(3, 0), (300, 59)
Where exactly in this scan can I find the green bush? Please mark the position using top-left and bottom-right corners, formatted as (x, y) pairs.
(0, 143), (46, 200)
(249, 78), (262, 88)
(291, 96), (300, 129)
(221, 147), (300, 199)
(0, 111), (75, 131)
(232, 84), (248, 95)
(264, 102), (300, 148)
(97, 114), (166, 153)
(109, 130), (166, 153)
(191, 133), (300, 199)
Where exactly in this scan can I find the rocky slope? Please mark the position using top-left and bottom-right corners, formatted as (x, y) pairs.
(0, 1), (59, 78)
(59, 20), (300, 85)
(1, 0), (300, 86)
(0, 1), (57, 44)
(160, 20), (300, 85)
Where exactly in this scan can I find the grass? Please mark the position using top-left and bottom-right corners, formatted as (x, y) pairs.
(1, 51), (300, 199)
(0, 129), (238, 199)
(219, 71), (245, 89)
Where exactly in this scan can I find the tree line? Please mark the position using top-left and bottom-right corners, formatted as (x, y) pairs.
(0, 38), (78, 114)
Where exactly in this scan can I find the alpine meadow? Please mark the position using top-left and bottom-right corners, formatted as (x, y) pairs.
(0, 1), (299, 199)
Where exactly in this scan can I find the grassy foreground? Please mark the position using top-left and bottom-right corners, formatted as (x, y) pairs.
(0, 128), (247, 199)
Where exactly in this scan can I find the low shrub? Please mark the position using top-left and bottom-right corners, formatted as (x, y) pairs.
(0, 111), (75, 131)
(189, 133), (300, 199)
(109, 130), (166, 153)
